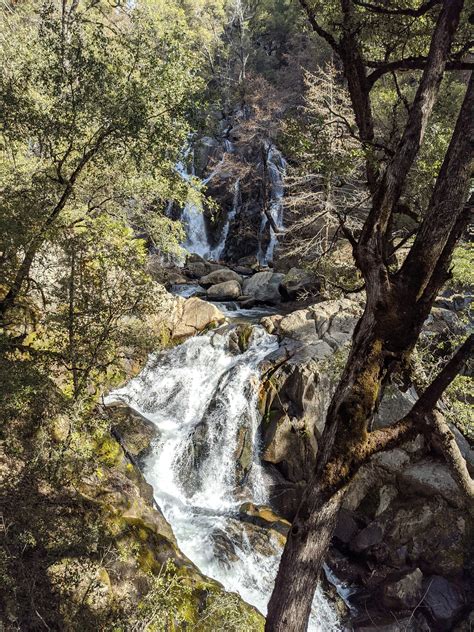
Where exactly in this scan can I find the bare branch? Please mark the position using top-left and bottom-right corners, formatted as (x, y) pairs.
(368, 57), (474, 87)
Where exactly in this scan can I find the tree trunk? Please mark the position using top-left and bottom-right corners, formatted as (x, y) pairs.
(265, 486), (346, 631)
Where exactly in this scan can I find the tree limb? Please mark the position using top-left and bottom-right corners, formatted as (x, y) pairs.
(297, 0), (340, 53)
(353, 0), (441, 17)
(368, 57), (474, 87)
(357, 0), (465, 275)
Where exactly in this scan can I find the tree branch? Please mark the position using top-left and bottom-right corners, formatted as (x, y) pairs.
(399, 73), (474, 300)
(357, 0), (465, 275)
(297, 0), (340, 52)
(367, 57), (474, 87)
(353, 0), (441, 17)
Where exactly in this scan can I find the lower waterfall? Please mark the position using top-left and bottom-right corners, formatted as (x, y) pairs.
(107, 325), (340, 631)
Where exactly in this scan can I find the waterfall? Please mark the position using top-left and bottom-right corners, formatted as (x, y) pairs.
(106, 325), (340, 630)
(177, 156), (211, 259)
(178, 141), (236, 260)
(258, 144), (287, 266)
(209, 179), (240, 261)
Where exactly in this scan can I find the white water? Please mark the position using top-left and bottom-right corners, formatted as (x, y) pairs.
(209, 178), (240, 261)
(258, 145), (287, 266)
(106, 325), (340, 630)
(178, 141), (237, 260)
(176, 156), (211, 259)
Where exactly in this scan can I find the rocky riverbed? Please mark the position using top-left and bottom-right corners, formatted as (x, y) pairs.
(110, 255), (474, 631)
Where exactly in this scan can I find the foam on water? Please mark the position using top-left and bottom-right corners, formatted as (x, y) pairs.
(106, 326), (340, 630)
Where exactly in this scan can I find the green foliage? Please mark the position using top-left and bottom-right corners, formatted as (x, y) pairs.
(195, 588), (264, 631)
(131, 559), (193, 631)
(449, 243), (474, 290)
(445, 375), (474, 441)
(0, 0), (200, 309)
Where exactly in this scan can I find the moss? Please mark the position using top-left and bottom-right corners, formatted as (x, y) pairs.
(237, 324), (253, 352)
(94, 435), (123, 467)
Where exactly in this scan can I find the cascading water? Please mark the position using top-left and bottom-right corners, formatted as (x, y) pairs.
(178, 140), (236, 260)
(209, 178), (240, 261)
(106, 325), (340, 630)
(176, 155), (211, 259)
(258, 144), (287, 266)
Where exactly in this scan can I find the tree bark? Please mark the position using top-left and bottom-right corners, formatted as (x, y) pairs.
(266, 2), (471, 629)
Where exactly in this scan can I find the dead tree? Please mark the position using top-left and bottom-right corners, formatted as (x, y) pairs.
(266, 1), (474, 630)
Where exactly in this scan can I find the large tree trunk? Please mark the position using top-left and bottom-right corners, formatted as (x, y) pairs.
(265, 1), (471, 626)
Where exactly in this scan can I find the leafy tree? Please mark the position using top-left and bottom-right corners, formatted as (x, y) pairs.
(0, 0), (200, 322)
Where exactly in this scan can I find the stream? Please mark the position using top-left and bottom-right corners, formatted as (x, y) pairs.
(107, 311), (340, 630)
(106, 139), (340, 629)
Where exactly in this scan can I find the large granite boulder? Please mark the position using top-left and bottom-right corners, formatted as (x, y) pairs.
(200, 268), (243, 287)
(242, 271), (284, 304)
(207, 280), (241, 300)
(171, 296), (226, 338)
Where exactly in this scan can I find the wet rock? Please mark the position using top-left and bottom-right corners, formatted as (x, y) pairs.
(242, 271), (284, 304)
(171, 297), (226, 338)
(382, 568), (423, 610)
(207, 280), (242, 300)
(424, 576), (466, 627)
(200, 268), (243, 286)
(280, 267), (321, 300)
(235, 425), (253, 484)
(239, 502), (290, 538)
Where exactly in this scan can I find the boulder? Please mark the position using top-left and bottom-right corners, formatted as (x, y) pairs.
(280, 267), (321, 300)
(373, 385), (417, 430)
(424, 576), (466, 627)
(232, 265), (254, 276)
(199, 269), (243, 287)
(239, 502), (290, 539)
(172, 297), (226, 338)
(260, 314), (283, 334)
(382, 568), (423, 610)
(279, 309), (317, 341)
(185, 261), (210, 279)
(207, 280), (241, 300)
(398, 459), (465, 508)
(242, 271), (284, 304)
(106, 403), (157, 458)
